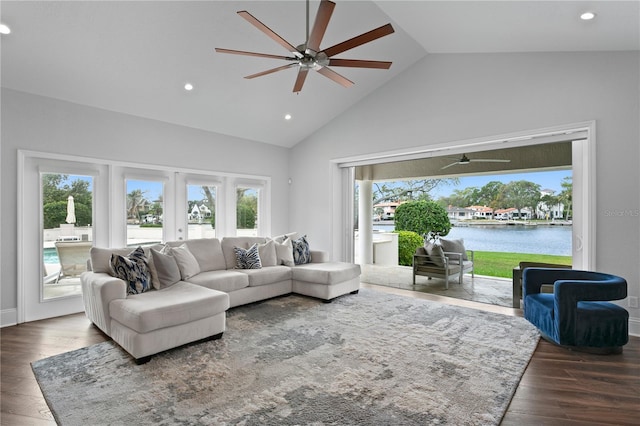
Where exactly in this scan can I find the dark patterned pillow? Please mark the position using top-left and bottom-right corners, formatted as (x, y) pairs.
(234, 244), (262, 269)
(292, 235), (311, 265)
(110, 246), (151, 295)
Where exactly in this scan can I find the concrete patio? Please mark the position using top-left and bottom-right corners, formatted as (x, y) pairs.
(360, 264), (515, 308)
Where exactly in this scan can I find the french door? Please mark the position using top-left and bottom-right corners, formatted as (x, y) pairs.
(19, 155), (107, 322)
(18, 152), (271, 323)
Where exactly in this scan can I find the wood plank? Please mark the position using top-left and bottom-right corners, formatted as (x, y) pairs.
(2, 304), (639, 425)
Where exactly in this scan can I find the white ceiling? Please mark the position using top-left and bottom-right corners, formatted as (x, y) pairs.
(2, 1), (638, 148)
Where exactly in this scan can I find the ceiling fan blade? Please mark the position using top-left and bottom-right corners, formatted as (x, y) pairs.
(316, 66), (354, 88)
(293, 68), (309, 93)
(328, 58), (392, 69)
(215, 48), (295, 61)
(306, 0), (336, 55)
(244, 63), (297, 79)
(322, 23), (395, 57)
(237, 11), (303, 58)
(441, 162), (460, 170)
(469, 159), (512, 163)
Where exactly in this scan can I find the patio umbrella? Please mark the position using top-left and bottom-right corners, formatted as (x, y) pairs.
(65, 195), (76, 224)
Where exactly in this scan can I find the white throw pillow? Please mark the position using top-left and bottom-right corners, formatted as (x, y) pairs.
(273, 232), (298, 244)
(151, 246), (181, 288)
(272, 238), (295, 267)
(170, 244), (201, 280)
(257, 239), (278, 267)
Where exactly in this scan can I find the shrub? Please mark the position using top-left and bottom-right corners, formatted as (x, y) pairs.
(395, 230), (424, 266)
(43, 201), (92, 228)
(395, 200), (451, 238)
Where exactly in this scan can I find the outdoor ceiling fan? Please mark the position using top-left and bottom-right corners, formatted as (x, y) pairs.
(215, 0), (395, 93)
(441, 154), (511, 170)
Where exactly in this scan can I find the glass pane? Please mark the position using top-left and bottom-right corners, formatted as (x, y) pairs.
(42, 173), (93, 300)
(126, 179), (163, 246)
(236, 187), (259, 236)
(187, 184), (216, 239)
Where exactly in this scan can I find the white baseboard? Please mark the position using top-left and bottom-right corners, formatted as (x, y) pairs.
(1, 308), (17, 328)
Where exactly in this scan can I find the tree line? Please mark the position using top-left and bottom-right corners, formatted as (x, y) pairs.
(438, 177), (572, 219)
(372, 177), (572, 220)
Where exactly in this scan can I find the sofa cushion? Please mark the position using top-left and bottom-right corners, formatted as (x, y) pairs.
(292, 235), (311, 265)
(110, 247), (152, 295)
(166, 238), (226, 272)
(239, 265), (292, 287)
(234, 244), (262, 269)
(150, 247), (181, 289)
(91, 247), (144, 274)
(109, 282), (229, 334)
(221, 237), (267, 270)
(186, 270), (249, 292)
(91, 245), (166, 290)
(292, 262), (361, 285)
(170, 244), (201, 280)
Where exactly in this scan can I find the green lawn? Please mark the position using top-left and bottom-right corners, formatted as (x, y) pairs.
(472, 251), (572, 278)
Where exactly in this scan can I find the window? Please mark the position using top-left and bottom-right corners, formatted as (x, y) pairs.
(126, 179), (164, 247)
(187, 184), (217, 239)
(42, 173), (93, 299)
(19, 150), (271, 322)
(236, 186), (260, 237)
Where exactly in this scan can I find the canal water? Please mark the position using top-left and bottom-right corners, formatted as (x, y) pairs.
(44, 223), (572, 264)
(374, 222), (572, 256)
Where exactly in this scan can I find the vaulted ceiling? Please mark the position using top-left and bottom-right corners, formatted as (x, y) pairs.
(2, 1), (638, 148)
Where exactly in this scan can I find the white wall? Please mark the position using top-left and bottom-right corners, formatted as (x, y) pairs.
(1, 89), (291, 320)
(290, 51), (640, 332)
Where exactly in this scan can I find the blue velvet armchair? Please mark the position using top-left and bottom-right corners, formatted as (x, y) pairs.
(523, 268), (629, 353)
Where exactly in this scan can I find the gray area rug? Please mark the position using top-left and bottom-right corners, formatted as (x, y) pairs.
(32, 288), (539, 425)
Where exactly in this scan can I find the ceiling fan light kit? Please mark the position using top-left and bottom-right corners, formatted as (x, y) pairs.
(215, 0), (395, 93)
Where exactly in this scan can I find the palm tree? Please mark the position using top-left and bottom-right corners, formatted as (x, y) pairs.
(127, 189), (147, 222)
(559, 177), (572, 220)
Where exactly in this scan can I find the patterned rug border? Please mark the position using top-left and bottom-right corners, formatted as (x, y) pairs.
(32, 289), (540, 426)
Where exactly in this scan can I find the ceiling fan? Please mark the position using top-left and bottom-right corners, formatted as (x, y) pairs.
(441, 154), (511, 170)
(215, 0), (395, 93)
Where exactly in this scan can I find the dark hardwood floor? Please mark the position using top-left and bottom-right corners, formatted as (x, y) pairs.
(2, 286), (639, 425)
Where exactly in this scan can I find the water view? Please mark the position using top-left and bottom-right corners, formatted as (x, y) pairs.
(374, 222), (571, 256)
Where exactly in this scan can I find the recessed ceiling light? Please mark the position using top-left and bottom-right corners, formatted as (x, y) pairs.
(580, 12), (596, 20)
(0, 24), (11, 35)
(184, 83), (194, 91)
(284, 114), (292, 120)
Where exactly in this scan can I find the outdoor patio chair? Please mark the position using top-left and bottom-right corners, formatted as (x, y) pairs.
(54, 241), (93, 283)
(523, 267), (629, 353)
(413, 241), (474, 289)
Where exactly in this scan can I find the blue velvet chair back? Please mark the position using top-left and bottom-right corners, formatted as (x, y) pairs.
(522, 268), (629, 352)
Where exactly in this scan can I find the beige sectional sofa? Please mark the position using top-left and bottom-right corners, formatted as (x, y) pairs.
(81, 236), (361, 363)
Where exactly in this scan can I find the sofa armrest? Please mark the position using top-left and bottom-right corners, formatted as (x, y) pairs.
(310, 250), (328, 263)
(80, 271), (127, 335)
